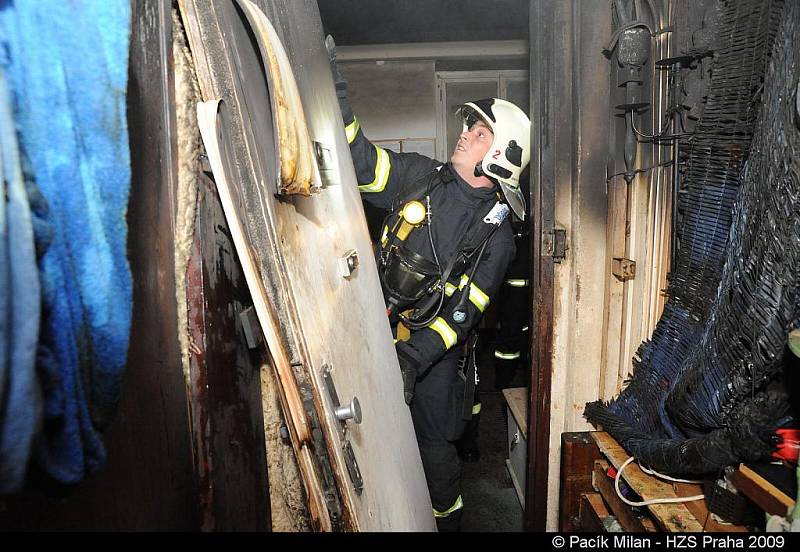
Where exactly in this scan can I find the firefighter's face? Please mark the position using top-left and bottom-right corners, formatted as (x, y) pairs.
(451, 120), (493, 172)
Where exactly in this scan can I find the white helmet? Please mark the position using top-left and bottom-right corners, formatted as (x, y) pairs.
(458, 98), (531, 220)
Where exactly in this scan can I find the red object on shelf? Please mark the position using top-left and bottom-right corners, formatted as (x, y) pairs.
(771, 429), (800, 464)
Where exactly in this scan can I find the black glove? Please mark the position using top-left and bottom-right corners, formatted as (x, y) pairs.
(324, 35), (353, 123)
(395, 345), (420, 406)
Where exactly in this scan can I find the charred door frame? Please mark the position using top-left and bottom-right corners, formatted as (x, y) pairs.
(171, 3), (274, 529)
(525, 0), (558, 532)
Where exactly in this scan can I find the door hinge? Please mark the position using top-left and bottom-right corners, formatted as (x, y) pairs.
(612, 257), (637, 281)
(542, 228), (567, 263)
(299, 381), (344, 528)
(239, 306), (263, 349)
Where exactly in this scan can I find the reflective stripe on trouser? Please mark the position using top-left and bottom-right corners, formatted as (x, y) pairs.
(494, 349), (520, 390)
(433, 495), (463, 518)
(494, 350), (520, 360)
(410, 352), (463, 527)
(494, 278), (529, 365)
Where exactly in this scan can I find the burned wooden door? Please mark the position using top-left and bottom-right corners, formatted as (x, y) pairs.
(182, 0), (434, 531)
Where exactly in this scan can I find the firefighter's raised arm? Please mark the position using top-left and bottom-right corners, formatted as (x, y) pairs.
(326, 35), (438, 209)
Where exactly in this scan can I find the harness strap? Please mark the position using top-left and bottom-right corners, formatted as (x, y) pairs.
(384, 164), (510, 327)
(405, 203), (502, 326)
(461, 333), (479, 421)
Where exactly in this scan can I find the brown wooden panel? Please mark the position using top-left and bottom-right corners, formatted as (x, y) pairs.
(579, 492), (610, 532)
(562, 432), (602, 474)
(559, 432), (603, 531)
(185, 172), (271, 530)
(526, 0), (556, 532)
(592, 460), (657, 532)
(731, 464), (796, 517)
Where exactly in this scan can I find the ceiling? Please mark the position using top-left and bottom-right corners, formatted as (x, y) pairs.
(316, 0), (529, 45)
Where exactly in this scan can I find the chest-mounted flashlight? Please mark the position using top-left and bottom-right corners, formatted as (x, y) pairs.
(395, 200), (427, 241)
(380, 199), (438, 312)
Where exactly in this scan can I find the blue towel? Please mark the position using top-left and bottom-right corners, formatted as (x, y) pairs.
(0, 67), (43, 494)
(0, 1), (132, 485)
(0, 76), (8, 476)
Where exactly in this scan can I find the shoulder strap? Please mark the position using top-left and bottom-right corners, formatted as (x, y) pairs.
(422, 200), (505, 296)
(464, 202), (510, 254)
(392, 163), (452, 211)
(403, 198), (509, 325)
(449, 201), (510, 277)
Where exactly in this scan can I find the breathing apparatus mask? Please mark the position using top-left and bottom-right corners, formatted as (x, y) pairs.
(379, 191), (509, 331)
(379, 199), (439, 314)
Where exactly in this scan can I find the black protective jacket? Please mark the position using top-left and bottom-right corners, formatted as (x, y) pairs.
(344, 116), (515, 374)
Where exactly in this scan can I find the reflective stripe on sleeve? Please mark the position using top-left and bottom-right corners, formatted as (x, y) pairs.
(459, 275), (489, 312)
(505, 279), (529, 288)
(433, 495), (464, 518)
(345, 118), (360, 144)
(494, 350), (521, 360)
(358, 146), (391, 193)
(429, 317), (458, 350)
(472, 402), (482, 415)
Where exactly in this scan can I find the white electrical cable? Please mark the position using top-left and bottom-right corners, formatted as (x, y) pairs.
(639, 463), (704, 484)
(614, 457), (705, 507)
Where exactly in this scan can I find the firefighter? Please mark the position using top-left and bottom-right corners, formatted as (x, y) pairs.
(327, 37), (531, 531)
(492, 186), (531, 391)
(455, 175), (530, 464)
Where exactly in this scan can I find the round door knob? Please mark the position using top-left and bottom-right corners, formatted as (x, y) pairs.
(335, 397), (362, 424)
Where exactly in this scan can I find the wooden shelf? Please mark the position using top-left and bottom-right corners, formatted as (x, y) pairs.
(590, 432), (748, 532)
(730, 463), (796, 517)
(593, 460), (658, 532)
(579, 492), (613, 532)
(502, 387), (528, 440)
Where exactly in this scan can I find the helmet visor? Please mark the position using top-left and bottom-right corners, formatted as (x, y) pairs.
(499, 180), (526, 221)
(458, 104), (490, 132)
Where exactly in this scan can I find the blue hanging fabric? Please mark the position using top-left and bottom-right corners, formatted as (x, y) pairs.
(0, 1), (133, 485)
(0, 67), (43, 494)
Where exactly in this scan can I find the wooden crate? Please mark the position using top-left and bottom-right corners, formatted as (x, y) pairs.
(559, 432), (604, 531)
(586, 432), (749, 532)
(579, 493), (613, 532)
(592, 459), (658, 532)
(730, 463), (796, 517)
